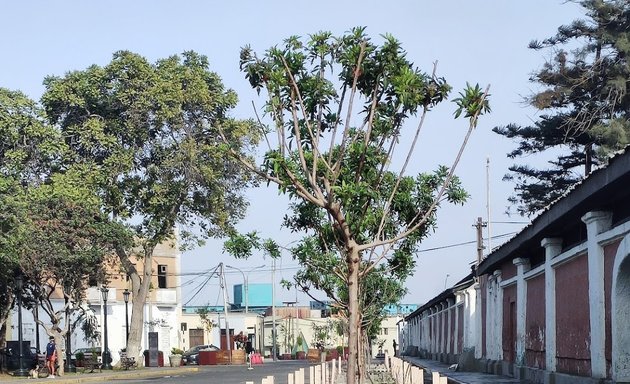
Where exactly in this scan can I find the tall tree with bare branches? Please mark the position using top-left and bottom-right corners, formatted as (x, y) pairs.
(223, 28), (490, 383)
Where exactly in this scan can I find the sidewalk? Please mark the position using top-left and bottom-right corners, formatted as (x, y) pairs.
(0, 366), (199, 384)
(402, 356), (525, 384)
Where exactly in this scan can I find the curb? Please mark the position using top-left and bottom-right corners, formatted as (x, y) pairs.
(4, 367), (199, 384)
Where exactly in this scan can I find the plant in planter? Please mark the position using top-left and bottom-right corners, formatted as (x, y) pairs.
(75, 352), (85, 367)
(169, 348), (184, 367)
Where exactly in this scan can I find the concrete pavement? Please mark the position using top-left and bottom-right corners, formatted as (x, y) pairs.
(402, 356), (528, 384)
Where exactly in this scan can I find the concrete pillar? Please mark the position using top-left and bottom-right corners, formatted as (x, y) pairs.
(454, 293), (462, 355)
(581, 211), (612, 378)
(474, 283), (482, 359)
(486, 274), (496, 359)
(541, 237), (562, 372)
(446, 298), (454, 355)
(434, 306), (440, 354)
(493, 270), (503, 361)
(463, 290), (471, 349)
(513, 257), (530, 365)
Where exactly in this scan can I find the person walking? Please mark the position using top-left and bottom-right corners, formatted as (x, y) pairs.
(245, 340), (254, 370)
(45, 336), (57, 378)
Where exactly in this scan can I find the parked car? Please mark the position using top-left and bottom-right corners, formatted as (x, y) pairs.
(181, 344), (219, 365)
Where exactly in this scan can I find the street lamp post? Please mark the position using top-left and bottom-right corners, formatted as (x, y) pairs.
(123, 289), (130, 346)
(100, 287), (112, 370)
(226, 264), (265, 313)
(14, 275), (28, 377)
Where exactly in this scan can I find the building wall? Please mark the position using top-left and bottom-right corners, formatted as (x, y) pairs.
(502, 284), (516, 364)
(603, 239), (620, 377)
(555, 253), (591, 377)
(525, 273), (545, 369)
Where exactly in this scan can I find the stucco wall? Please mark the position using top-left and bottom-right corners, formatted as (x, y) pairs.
(525, 273), (545, 369)
(604, 239), (620, 377)
(502, 284), (517, 363)
(555, 253), (591, 377)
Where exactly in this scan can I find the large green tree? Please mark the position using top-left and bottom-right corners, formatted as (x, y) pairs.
(224, 29), (489, 383)
(0, 88), (62, 350)
(41, 51), (260, 360)
(0, 88), (124, 375)
(494, 0), (630, 216)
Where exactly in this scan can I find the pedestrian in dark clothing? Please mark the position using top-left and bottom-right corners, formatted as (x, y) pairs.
(45, 336), (56, 378)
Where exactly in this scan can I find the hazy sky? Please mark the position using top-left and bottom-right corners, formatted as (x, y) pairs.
(1, 1), (585, 306)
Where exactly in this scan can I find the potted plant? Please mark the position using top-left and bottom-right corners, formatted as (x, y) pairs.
(75, 351), (85, 367)
(169, 347), (184, 367)
(296, 335), (306, 359)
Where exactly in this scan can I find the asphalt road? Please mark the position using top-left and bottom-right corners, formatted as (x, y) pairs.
(109, 361), (322, 384)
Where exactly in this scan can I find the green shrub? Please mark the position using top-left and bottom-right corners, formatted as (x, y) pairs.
(171, 347), (184, 355)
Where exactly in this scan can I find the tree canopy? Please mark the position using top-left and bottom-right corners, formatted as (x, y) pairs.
(494, 0), (630, 216)
(40, 50), (260, 359)
(224, 28), (489, 383)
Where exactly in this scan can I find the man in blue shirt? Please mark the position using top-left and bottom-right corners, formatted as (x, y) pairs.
(45, 336), (57, 378)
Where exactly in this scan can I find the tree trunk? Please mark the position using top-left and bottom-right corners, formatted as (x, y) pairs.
(124, 247), (153, 364)
(346, 246), (360, 384)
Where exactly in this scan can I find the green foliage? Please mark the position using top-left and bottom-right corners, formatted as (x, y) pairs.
(196, 307), (217, 334)
(311, 321), (333, 351)
(494, 0), (630, 216)
(232, 26), (486, 351)
(232, 28), (489, 381)
(171, 347), (184, 355)
(42, 50), (260, 248)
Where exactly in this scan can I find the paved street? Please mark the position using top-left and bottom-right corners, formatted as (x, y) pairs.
(107, 361), (318, 384)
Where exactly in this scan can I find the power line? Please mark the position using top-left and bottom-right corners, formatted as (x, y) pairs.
(184, 264), (220, 306)
(416, 232), (517, 253)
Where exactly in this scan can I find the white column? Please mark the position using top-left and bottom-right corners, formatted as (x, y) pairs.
(493, 270), (503, 361)
(447, 298), (454, 355)
(541, 237), (562, 372)
(463, 290), (471, 349)
(454, 294), (461, 355)
(434, 305), (440, 354)
(581, 211), (612, 378)
(486, 274), (496, 359)
(513, 257), (530, 365)
(474, 284), (482, 359)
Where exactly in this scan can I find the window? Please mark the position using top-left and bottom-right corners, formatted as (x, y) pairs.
(158, 264), (167, 288)
(383, 328), (388, 335)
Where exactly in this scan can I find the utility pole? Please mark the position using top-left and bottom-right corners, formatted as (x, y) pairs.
(475, 217), (487, 266)
(271, 257), (277, 361)
(486, 157), (492, 254)
(219, 263), (231, 356)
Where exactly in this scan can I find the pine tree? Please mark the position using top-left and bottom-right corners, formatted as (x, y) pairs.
(495, 0), (630, 216)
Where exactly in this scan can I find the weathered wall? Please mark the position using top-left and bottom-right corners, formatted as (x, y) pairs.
(502, 284), (517, 363)
(502, 262), (517, 281)
(555, 253), (591, 377)
(525, 273), (545, 369)
(480, 275), (487, 357)
(604, 239), (620, 378)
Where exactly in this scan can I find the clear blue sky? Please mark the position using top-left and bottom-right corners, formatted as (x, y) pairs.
(1, 1), (585, 305)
